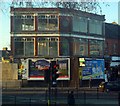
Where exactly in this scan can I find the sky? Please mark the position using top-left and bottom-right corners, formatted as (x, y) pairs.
(0, 1), (119, 50)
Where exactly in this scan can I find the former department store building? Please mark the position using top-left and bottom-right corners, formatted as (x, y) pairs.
(10, 7), (105, 87)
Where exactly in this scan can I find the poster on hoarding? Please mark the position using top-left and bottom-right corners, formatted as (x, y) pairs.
(56, 58), (70, 80)
(80, 58), (105, 80)
(28, 59), (50, 80)
(27, 58), (70, 80)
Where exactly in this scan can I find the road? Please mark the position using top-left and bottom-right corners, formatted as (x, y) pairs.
(1, 87), (119, 106)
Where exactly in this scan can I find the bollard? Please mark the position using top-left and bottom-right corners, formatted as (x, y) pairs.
(14, 96), (16, 106)
(97, 87), (99, 99)
(45, 90), (48, 101)
(89, 77), (92, 88)
(29, 98), (31, 106)
(119, 92), (120, 106)
(84, 90), (86, 104)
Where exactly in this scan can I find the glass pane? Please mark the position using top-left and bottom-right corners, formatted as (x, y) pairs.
(49, 42), (58, 56)
(37, 37), (58, 56)
(89, 19), (102, 34)
(14, 18), (22, 32)
(74, 38), (80, 55)
(73, 17), (87, 33)
(38, 18), (47, 30)
(80, 39), (88, 56)
(25, 42), (34, 56)
(90, 40), (103, 56)
(14, 15), (34, 31)
(22, 18), (34, 31)
(79, 18), (87, 33)
(38, 14), (58, 31)
(49, 19), (58, 30)
(73, 16), (80, 32)
(60, 38), (69, 56)
(14, 42), (24, 56)
(38, 42), (48, 56)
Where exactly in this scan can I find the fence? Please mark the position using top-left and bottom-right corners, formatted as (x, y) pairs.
(2, 87), (119, 106)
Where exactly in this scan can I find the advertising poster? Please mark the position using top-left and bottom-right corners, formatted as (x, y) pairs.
(28, 58), (70, 80)
(56, 58), (70, 80)
(21, 59), (29, 79)
(28, 59), (50, 80)
(80, 58), (105, 80)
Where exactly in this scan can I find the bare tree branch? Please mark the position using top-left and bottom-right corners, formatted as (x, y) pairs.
(0, 0), (109, 14)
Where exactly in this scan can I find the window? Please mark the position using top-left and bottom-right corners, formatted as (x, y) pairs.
(113, 43), (117, 55)
(22, 15), (34, 31)
(89, 19), (102, 35)
(89, 40), (103, 56)
(14, 14), (34, 32)
(73, 16), (87, 33)
(14, 40), (24, 56)
(14, 38), (34, 56)
(38, 14), (58, 31)
(79, 18), (87, 32)
(79, 39), (88, 56)
(73, 38), (88, 56)
(37, 37), (58, 56)
(60, 38), (70, 56)
(24, 39), (34, 56)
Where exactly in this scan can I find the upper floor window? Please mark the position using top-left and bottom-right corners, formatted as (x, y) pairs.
(38, 14), (58, 31)
(89, 19), (102, 35)
(73, 16), (87, 33)
(14, 14), (34, 32)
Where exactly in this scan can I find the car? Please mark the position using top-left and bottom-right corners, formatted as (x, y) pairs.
(98, 81), (107, 92)
(98, 80), (120, 92)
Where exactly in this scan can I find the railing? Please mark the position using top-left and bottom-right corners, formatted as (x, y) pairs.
(2, 87), (119, 106)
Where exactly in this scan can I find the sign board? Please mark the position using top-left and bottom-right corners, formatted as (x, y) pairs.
(79, 58), (105, 80)
(26, 58), (70, 80)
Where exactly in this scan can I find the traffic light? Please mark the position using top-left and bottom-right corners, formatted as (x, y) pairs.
(51, 61), (59, 86)
(44, 69), (50, 83)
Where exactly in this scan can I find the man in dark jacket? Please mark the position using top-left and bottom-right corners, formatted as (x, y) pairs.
(67, 91), (75, 106)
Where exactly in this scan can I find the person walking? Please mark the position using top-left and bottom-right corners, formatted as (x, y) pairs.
(67, 91), (75, 106)
(89, 76), (92, 88)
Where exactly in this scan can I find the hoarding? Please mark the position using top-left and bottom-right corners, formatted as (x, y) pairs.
(27, 58), (70, 80)
(80, 58), (105, 80)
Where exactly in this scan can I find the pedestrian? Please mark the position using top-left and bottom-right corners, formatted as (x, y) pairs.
(67, 91), (75, 106)
(89, 76), (92, 88)
(79, 72), (82, 87)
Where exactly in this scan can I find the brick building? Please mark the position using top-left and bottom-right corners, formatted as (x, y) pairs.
(10, 7), (105, 87)
(105, 23), (120, 67)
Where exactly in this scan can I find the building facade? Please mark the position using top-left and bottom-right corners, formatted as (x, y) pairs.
(105, 23), (120, 67)
(10, 7), (105, 59)
(10, 7), (105, 87)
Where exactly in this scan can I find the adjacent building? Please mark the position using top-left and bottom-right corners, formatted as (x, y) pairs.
(105, 23), (120, 67)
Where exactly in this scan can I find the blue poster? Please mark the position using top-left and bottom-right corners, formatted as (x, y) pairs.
(82, 59), (105, 80)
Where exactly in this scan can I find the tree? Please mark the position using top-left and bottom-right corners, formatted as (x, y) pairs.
(32, 1), (109, 14)
(51, 1), (103, 14)
(0, 0), (109, 15)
